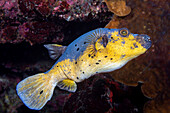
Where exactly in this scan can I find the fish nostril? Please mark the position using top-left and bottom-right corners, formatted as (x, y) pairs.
(143, 35), (151, 42)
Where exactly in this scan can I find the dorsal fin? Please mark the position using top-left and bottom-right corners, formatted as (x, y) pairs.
(44, 44), (67, 60)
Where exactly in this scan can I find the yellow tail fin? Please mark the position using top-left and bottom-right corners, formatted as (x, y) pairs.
(16, 73), (56, 110)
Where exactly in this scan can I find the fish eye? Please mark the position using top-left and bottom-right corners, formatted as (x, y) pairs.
(119, 29), (129, 37)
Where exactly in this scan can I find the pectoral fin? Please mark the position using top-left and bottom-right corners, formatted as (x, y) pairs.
(57, 79), (77, 92)
(44, 44), (67, 60)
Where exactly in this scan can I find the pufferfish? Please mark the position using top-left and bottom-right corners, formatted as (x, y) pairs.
(16, 28), (151, 110)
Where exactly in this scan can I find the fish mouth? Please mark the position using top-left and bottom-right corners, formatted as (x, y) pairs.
(135, 34), (152, 49)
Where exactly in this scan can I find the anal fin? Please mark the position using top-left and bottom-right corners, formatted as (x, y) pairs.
(57, 79), (77, 92)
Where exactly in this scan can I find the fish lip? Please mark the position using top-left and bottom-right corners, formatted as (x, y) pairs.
(134, 34), (152, 49)
(142, 40), (152, 49)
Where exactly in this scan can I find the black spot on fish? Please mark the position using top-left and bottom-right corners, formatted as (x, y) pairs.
(75, 61), (77, 64)
(133, 43), (138, 48)
(84, 42), (87, 44)
(77, 48), (79, 51)
(110, 58), (113, 60)
(131, 47), (134, 49)
(40, 90), (43, 94)
(89, 65), (91, 66)
(96, 63), (99, 65)
(81, 59), (83, 61)
(98, 60), (101, 62)
(75, 44), (77, 46)
(105, 56), (107, 58)
(91, 56), (94, 58)
(88, 54), (91, 57)
(121, 41), (125, 44)
(121, 54), (126, 58)
(82, 72), (85, 74)
(57, 66), (59, 67)
(111, 37), (114, 39)
(77, 77), (79, 79)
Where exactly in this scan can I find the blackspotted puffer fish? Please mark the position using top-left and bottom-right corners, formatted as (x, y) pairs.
(16, 28), (151, 110)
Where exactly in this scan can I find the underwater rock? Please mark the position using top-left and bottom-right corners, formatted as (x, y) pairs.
(63, 74), (148, 113)
(0, 0), (19, 18)
(0, 25), (19, 43)
(18, 0), (54, 17)
(53, 0), (108, 21)
(0, 0), (110, 44)
(0, 21), (64, 45)
(18, 21), (64, 45)
(17, 0), (108, 21)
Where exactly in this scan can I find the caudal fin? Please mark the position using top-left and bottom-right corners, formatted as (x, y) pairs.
(16, 73), (56, 110)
